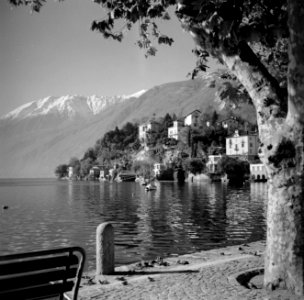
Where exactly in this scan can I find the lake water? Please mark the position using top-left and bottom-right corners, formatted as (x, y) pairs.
(0, 179), (267, 270)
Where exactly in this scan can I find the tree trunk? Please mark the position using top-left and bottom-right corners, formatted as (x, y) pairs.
(223, 42), (304, 294)
(176, 0), (304, 292)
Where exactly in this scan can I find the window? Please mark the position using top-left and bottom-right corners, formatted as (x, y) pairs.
(241, 141), (245, 148)
(250, 143), (253, 147)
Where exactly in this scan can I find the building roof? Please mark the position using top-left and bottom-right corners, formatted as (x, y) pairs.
(139, 120), (160, 127)
(226, 132), (258, 138)
(184, 109), (201, 118)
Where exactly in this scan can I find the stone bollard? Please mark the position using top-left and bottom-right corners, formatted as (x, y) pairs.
(96, 222), (115, 275)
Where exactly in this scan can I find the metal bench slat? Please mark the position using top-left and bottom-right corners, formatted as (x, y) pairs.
(0, 267), (78, 291)
(0, 254), (79, 276)
(0, 247), (85, 300)
(0, 281), (74, 300)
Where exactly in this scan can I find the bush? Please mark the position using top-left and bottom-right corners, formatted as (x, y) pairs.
(132, 160), (154, 178)
(55, 164), (68, 178)
(217, 156), (249, 182)
(184, 158), (205, 175)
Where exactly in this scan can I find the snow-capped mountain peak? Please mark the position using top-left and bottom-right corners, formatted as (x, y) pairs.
(1, 90), (146, 121)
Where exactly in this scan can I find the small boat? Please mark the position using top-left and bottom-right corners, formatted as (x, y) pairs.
(117, 172), (136, 182)
(145, 183), (157, 191)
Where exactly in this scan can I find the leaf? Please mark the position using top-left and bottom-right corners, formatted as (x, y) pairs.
(151, 22), (160, 38)
(137, 40), (144, 48)
(145, 46), (157, 58)
(158, 35), (174, 46)
(147, 4), (164, 18)
(91, 20), (111, 33)
(126, 22), (132, 30)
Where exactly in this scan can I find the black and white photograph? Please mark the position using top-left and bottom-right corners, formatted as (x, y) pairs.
(0, 1), (304, 299)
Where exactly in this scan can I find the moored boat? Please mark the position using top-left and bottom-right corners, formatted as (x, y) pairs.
(145, 183), (157, 191)
(118, 172), (136, 182)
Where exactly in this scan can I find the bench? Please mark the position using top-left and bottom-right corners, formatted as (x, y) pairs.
(0, 246), (85, 300)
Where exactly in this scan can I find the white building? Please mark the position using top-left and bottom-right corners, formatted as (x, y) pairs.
(184, 110), (201, 129)
(250, 163), (267, 181)
(226, 131), (258, 157)
(89, 166), (100, 178)
(68, 166), (74, 179)
(138, 121), (160, 143)
(168, 120), (184, 140)
(153, 163), (166, 177)
(206, 155), (222, 173)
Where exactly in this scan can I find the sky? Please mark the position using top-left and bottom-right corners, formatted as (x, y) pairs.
(0, 0), (218, 116)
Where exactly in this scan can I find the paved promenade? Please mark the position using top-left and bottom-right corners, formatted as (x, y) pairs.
(78, 241), (304, 300)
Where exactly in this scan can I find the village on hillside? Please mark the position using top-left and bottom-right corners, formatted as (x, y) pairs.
(64, 108), (266, 184)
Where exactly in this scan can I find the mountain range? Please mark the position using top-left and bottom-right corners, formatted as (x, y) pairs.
(0, 78), (256, 178)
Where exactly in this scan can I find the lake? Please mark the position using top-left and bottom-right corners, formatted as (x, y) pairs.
(0, 179), (267, 270)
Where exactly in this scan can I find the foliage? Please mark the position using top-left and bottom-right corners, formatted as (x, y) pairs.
(207, 70), (253, 109)
(89, 0), (176, 58)
(54, 164), (68, 178)
(68, 157), (81, 177)
(80, 158), (94, 177)
(54, 121), (139, 177)
(9, 0), (52, 13)
(93, 122), (139, 167)
(217, 155), (249, 181)
(184, 158), (205, 175)
(95, 122), (139, 151)
(192, 125), (228, 155)
(82, 148), (96, 161)
(156, 168), (174, 181)
(145, 113), (178, 148)
(132, 160), (154, 178)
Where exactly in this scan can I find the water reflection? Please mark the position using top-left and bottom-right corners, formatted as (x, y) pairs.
(0, 179), (267, 270)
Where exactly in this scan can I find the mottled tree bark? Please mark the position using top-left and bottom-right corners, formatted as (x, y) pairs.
(177, 0), (304, 294)
(221, 45), (303, 294)
(222, 35), (304, 294)
(224, 46), (303, 294)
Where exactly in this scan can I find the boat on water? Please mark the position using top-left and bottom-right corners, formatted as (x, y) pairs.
(145, 183), (157, 191)
(117, 172), (136, 182)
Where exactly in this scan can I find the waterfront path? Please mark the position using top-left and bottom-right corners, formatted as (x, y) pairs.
(79, 241), (304, 300)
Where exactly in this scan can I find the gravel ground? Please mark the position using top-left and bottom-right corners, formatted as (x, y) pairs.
(77, 241), (304, 300)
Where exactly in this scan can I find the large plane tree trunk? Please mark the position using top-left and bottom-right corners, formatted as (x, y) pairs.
(222, 40), (304, 295)
(177, 0), (304, 294)
(223, 38), (304, 295)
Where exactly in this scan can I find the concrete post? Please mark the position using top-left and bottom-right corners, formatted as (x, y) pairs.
(96, 222), (114, 275)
